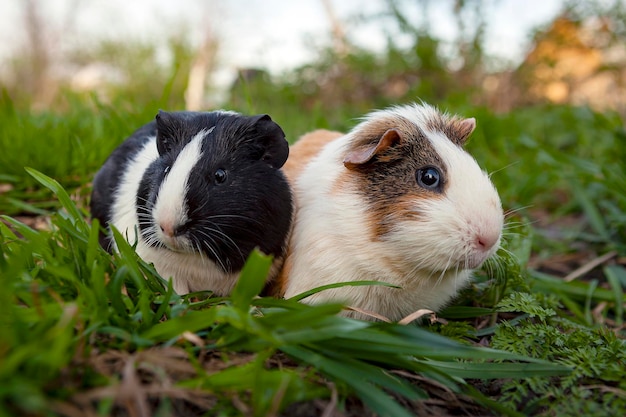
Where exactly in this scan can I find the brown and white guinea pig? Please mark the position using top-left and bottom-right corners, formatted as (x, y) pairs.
(274, 102), (503, 321)
(90, 110), (293, 295)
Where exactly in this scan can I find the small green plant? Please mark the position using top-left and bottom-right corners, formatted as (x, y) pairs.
(492, 308), (626, 415)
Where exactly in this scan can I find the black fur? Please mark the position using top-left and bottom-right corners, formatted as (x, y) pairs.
(91, 122), (156, 249)
(90, 110), (293, 273)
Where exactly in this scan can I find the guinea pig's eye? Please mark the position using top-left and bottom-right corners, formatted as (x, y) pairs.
(214, 168), (227, 184)
(416, 167), (441, 190)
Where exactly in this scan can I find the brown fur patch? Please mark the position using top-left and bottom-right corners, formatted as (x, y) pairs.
(331, 166), (353, 196)
(269, 250), (292, 296)
(271, 129), (343, 296)
(343, 114), (451, 241)
(425, 115), (475, 146)
(282, 129), (343, 182)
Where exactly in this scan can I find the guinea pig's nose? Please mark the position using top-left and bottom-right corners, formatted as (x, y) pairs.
(475, 229), (500, 251)
(160, 222), (175, 238)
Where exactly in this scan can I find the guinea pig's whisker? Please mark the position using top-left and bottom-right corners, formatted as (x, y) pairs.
(197, 227), (245, 261)
(137, 213), (154, 225)
(196, 236), (228, 272)
(191, 238), (205, 259)
(408, 258), (435, 282)
(206, 214), (265, 227)
(420, 263), (442, 286)
(196, 220), (241, 246)
(487, 161), (520, 178)
(498, 246), (515, 258)
(136, 209), (155, 218)
(454, 265), (462, 292)
(190, 199), (212, 217)
(490, 256), (507, 279)
(193, 241), (213, 267)
(493, 255), (507, 276)
(495, 246), (520, 266)
(136, 216), (152, 224)
(502, 223), (529, 231)
(503, 205), (533, 218)
(135, 200), (154, 210)
(509, 219), (539, 230)
(210, 222), (265, 251)
(195, 228), (242, 266)
(212, 223), (266, 245)
(432, 269), (446, 289)
(137, 223), (157, 236)
(142, 229), (161, 247)
(434, 253), (456, 288)
(135, 196), (156, 210)
(135, 194), (154, 204)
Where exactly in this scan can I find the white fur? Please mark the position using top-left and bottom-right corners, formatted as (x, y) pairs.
(110, 129), (239, 296)
(111, 139), (157, 247)
(283, 103), (503, 321)
(151, 129), (207, 250)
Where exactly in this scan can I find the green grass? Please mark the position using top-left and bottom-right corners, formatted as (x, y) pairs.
(1, 95), (625, 416)
(0, 92), (162, 215)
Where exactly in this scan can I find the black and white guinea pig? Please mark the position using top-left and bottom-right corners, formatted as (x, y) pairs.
(274, 102), (503, 321)
(91, 110), (293, 295)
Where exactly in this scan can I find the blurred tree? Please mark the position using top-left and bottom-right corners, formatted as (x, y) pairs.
(65, 34), (195, 111)
(185, 27), (219, 111)
(4, 0), (82, 109)
(3, 0), (624, 120)
(228, 0), (492, 119)
(1, 1), (220, 112)
(512, 0), (626, 117)
(321, 0), (349, 57)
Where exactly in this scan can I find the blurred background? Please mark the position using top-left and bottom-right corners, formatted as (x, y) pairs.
(1, 0), (625, 123)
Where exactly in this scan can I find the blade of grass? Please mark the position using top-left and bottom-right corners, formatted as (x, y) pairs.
(282, 344), (420, 417)
(5, 197), (51, 215)
(531, 270), (624, 303)
(289, 280), (401, 302)
(142, 308), (218, 342)
(230, 250), (273, 311)
(584, 279), (599, 325)
(326, 325), (562, 364)
(570, 183), (610, 241)
(556, 294), (587, 323)
(24, 167), (88, 233)
(604, 265), (626, 325)
(439, 306), (495, 319)
(423, 359), (572, 379)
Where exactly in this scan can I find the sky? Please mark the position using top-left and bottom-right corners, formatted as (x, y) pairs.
(0, 0), (565, 81)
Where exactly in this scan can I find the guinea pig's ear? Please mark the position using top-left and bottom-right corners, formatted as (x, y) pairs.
(251, 114), (289, 168)
(450, 117), (476, 146)
(344, 128), (402, 170)
(155, 110), (182, 156)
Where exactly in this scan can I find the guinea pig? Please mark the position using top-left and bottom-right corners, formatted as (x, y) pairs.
(274, 102), (503, 321)
(90, 110), (293, 295)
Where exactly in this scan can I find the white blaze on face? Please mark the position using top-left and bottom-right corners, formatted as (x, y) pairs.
(422, 128), (504, 269)
(152, 129), (209, 247)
